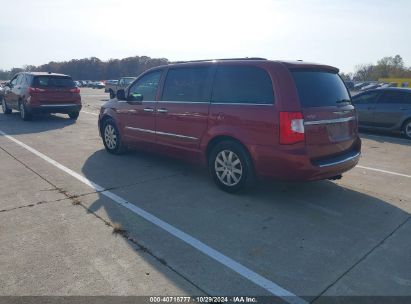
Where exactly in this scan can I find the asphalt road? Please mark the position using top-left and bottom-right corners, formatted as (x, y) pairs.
(0, 88), (410, 303)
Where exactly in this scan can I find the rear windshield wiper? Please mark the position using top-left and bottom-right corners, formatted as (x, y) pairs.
(336, 99), (351, 104)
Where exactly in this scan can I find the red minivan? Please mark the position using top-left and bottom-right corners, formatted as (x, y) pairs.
(2, 72), (81, 121)
(98, 59), (361, 192)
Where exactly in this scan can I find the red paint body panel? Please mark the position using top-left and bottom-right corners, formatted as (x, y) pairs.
(98, 59), (361, 182)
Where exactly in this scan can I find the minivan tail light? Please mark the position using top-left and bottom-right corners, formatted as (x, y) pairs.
(279, 112), (305, 144)
(70, 87), (80, 93)
(28, 87), (45, 94)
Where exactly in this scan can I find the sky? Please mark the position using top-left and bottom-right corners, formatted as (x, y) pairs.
(0, 0), (410, 73)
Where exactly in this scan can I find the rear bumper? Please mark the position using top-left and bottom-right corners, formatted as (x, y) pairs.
(28, 104), (82, 114)
(250, 139), (361, 181)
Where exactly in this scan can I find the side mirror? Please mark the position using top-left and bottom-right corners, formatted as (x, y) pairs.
(127, 93), (143, 104)
(117, 89), (126, 101)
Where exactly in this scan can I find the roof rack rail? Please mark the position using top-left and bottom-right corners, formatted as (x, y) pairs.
(171, 57), (267, 64)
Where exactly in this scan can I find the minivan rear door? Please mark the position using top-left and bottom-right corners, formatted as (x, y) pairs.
(155, 66), (214, 151)
(291, 70), (358, 160)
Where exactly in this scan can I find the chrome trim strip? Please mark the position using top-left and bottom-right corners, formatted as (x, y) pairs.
(212, 102), (273, 106)
(156, 131), (197, 141)
(125, 127), (197, 141)
(125, 127), (155, 134)
(316, 152), (360, 168)
(304, 116), (355, 126)
(159, 101), (210, 104)
(158, 101), (273, 106)
(39, 104), (78, 107)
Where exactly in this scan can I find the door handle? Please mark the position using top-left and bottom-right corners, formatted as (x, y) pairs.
(157, 108), (168, 113)
(400, 108), (408, 111)
(143, 108), (154, 112)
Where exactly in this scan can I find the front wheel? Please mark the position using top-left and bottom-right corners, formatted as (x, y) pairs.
(208, 141), (255, 193)
(2, 98), (12, 114)
(19, 102), (31, 121)
(68, 111), (80, 120)
(102, 119), (126, 154)
(403, 119), (411, 140)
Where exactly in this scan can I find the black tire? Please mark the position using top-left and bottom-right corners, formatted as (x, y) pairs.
(208, 141), (255, 193)
(102, 118), (126, 154)
(109, 90), (115, 99)
(19, 101), (31, 121)
(68, 111), (80, 120)
(2, 98), (12, 114)
(402, 119), (411, 140)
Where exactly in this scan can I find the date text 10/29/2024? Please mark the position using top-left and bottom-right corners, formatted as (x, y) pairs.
(149, 296), (258, 303)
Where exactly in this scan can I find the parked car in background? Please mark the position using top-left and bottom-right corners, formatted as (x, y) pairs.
(360, 83), (382, 91)
(354, 82), (370, 91)
(344, 81), (354, 90)
(105, 76), (136, 99)
(352, 88), (411, 139)
(1, 72), (82, 121)
(98, 58), (361, 192)
(104, 80), (118, 92)
(91, 81), (105, 89)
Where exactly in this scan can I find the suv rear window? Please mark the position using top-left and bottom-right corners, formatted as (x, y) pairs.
(291, 70), (350, 107)
(33, 76), (75, 88)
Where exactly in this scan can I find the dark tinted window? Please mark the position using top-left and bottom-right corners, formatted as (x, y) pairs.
(33, 76), (75, 87)
(292, 71), (350, 107)
(352, 91), (380, 104)
(378, 91), (407, 104)
(162, 67), (213, 102)
(212, 66), (274, 104)
(129, 70), (162, 101)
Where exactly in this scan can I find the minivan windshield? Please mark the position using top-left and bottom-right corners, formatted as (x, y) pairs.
(33, 76), (76, 88)
(291, 70), (351, 107)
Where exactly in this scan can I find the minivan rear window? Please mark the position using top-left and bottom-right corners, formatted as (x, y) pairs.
(33, 76), (75, 88)
(291, 70), (350, 107)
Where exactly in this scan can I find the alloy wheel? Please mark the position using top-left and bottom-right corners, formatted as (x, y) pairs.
(214, 150), (243, 187)
(405, 121), (411, 138)
(104, 124), (117, 150)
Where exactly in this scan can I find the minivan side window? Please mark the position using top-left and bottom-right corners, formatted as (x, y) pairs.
(212, 66), (274, 104)
(128, 70), (162, 101)
(161, 67), (213, 102)
(352, 91), (380, 104)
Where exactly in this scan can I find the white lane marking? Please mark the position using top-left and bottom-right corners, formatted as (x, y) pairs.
(81, 111), (99, 116)
(0, 130), (305, 304)
(357, 165), (411, 179)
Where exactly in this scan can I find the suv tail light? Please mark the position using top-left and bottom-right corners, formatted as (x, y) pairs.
(279, 112), (305, 144)
(28, 87), (45, 94)
(70, 87), (80, 93)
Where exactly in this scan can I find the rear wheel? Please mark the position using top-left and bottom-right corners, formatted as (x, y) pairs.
(109, 90), (115, 99)
(102, 119), (126, 154)
(2, 98), (12, 114)
(19, 101), (31, 121)
(403, 119), (411, 140)
(208, 141), (255, 193)
(68, 111), (80, 120)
